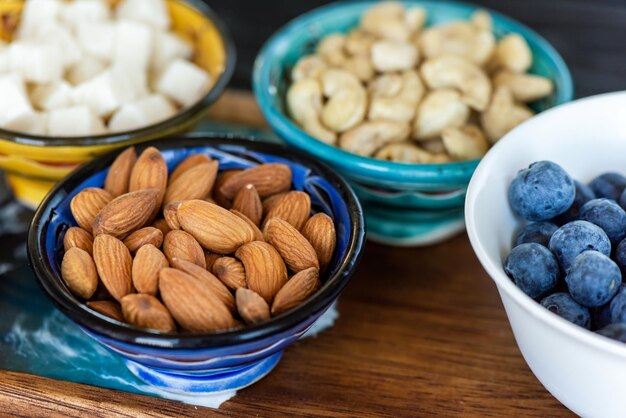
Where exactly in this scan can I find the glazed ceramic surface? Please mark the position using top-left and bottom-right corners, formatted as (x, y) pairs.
(0, 0), (235, 207)
(253, 0), (573, 246)
(466, 92), (626, 417)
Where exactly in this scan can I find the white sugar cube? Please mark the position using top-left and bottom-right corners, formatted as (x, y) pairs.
(76, 21), (115, 61)
(26, 24), (83, 68)
(48, 106), (106, 137)
(116, 0), (170, 30)
(0, 74), (35, 131)
(67, 55), (107, 86)
(9, 41), (64, 84)
(31, 81), (74, 111)
(0, 45), (9, 73)
(29, 112), (48, 136)
(151, 31), (193, 73)
(109, 94), (176, 132)
(156, 59), (211, 107)
(71, 68), (139, 117)
(61, 0), (111, 29)
(113, 20), (153, 72)
(18, 0), (63, 38)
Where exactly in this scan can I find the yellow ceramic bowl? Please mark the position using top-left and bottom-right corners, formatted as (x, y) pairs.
(0, 0), (235, 207)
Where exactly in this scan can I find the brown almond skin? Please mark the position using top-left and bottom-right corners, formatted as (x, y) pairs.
(231, 209), (264, 242)
(129, 147), (168, 218)
(104, 146), (137, 197)
(232, 184), (262, 226)
(132, 244), (168, 295)
(164, 160), (218, 204)
(70, 188), (113, 233)
(264, 218), (319, 272)
(121, 293), (176, 333)
(170, 258), (235, 312)
(92, 189), (159, 239)
(262, 191), (311, 230)
(219, 164), (292, 200)
(205, 252), (221, 271)
(301, 213), (337, 273)
(163, 230), (206, 268)
(177, 200), (255, 254)
(63, 227), (94, 255)
(271, 267), (321, 315)
(236, 288), (270, 325)
(169, 154), (212, 184)
(123, 227), (163, 254)
(92, 234), (132, 302)
(87, 300), (124, 322)
(212, 256), (246, 290)
(236, 241), (288, 303)
(212, 170), (242, 208)
(152, 219), (171, 237)
(163, 200), (182, 230)
(262, 192), (288, 213)
(61, 247), (98, 299)
(159, 268), (234, 332)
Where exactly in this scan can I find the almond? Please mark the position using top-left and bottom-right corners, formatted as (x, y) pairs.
(264, 218), (319, 272)
(92, 234), (132, 302)
(262, 192), (288, 213)
(163, 230), (206, 268)
(232, 184), (262, 226)
(262, 191), (311, 230)
(121, 293), (176, 333)
(70, 188), (113, 233)
(212, 256), (246, 289)
(129, 147), (168, 218)
(63, 227), (93, 255)
(132, 244), (168, 295)
(169, 154), (212, 184)
(163, 200), (182, 230)
(104, 146), (137, 197)
(92, 189), (159, 239)
(205, 251), (220, 271)
(61, 247), (98, 299)
(271, 267), (320, 315)
(152, 219), (171, 237)
(170, 258), (235, 312)
(87, 300), (124, 322)
(219, 163), (292, 200)
(231, 209), (264, 241)
(235, 241), (288, 303)
(177, 200), (255, 254)
(123, 227), (163, 254)
(164, 161), (218, 205)
(301, 213), (336, 273)
(236, 288), (270, 325)
(159, 268), (234, 332)
(212, 169), (242, 208)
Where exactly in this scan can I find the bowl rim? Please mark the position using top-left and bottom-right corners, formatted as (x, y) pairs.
(465, 91), (626, 358)
(252, 0), (574, 185)
(0, 0), (236, 147)
(28, 133), (366, 349)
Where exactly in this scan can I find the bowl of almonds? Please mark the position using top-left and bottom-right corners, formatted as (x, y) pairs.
(253, 0), (573, 246)
(28, 134), (365, 394)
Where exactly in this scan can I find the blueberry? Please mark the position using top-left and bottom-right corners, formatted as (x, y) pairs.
(579, 198), (626, 245)
(504, 243), (559, 299)
(607, 285), (626, 324)
(565, 251), (621, 307)
(615, 239), (626, 274)
(548, 220), (611, 272)
(619, 188), (626, 210)
(589, 172), (626, 201)
(508, 161), (575, 221)
(540, 292), (591, 329)
(551, 181), (596, 225)
(514, 222), (559, 247)
(597, 323), (626, 342)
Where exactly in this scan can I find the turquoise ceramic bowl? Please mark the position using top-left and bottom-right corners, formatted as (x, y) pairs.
(253, 0), (573, 246)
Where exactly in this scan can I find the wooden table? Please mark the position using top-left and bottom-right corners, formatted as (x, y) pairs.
(0, 91), (573, 417)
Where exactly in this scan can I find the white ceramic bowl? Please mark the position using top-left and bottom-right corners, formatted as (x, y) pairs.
(466, 91), (626, 417)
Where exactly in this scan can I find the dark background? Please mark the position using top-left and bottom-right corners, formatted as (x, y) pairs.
(208, 0), (626, 97)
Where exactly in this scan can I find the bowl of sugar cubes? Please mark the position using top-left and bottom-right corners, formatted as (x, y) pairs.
(0, 0), (234, 207)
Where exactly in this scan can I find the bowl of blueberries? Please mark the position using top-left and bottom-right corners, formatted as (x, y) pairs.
(465, 91), (626, 417)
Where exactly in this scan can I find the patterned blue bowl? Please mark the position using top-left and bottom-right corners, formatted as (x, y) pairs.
(28, 134), (365, 395)
(253, 0), (574, 246)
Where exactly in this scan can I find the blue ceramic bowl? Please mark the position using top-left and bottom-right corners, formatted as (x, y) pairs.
(28, 134), (365, 394)
(253, 0), (574, 246)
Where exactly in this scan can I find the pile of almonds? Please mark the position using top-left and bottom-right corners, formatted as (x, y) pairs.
(61, 146), (337, 333)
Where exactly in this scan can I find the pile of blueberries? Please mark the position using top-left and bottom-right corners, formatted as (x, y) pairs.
(506, 161), (626, 342)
